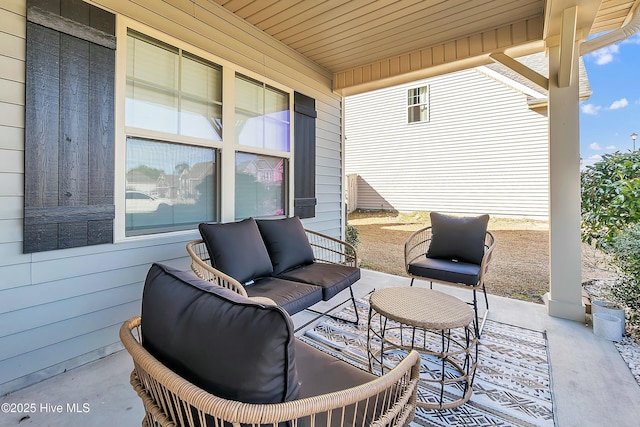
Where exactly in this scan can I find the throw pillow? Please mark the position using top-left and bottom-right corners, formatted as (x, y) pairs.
(257, 217), (315, 275)
(426, 212), (489, 265)
(198, 218), (273, 284)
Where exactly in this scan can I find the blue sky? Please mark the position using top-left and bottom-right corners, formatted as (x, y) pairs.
(580, 33), (640, 167)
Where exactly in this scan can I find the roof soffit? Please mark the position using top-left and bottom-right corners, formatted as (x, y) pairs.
(209, 0), (639, 95)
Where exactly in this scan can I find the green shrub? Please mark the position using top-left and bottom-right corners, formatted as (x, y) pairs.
(345, 223), (359, 257)
(608, 224), (640, 333)
(581, 151), (640, 249)
(581, 152), (640, 336)
(345, 223), (359, 247)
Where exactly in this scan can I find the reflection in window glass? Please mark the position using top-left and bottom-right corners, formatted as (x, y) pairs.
(235, 74), (289, 151)
(126, 138), (217, 236)
(126, 31), (222, 140)
(235, 152), (286, 219)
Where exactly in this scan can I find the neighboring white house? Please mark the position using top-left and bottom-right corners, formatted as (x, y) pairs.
(345, 54), (591, 219)
(0, 0), (344, 394)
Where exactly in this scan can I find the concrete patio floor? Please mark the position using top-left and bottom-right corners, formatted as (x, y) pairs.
(1, 269), (639, 427)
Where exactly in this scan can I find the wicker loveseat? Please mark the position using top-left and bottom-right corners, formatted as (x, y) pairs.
(120, 263), (420, 427)
(187, 216), (361, 320)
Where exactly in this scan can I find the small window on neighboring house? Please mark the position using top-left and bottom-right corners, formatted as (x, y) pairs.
(407, 85), (429, 123)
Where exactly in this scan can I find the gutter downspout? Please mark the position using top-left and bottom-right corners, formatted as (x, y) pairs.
(581, 3), (640, 55)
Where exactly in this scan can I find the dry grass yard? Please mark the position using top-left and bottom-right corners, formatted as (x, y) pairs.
(348, 210), (616, 304)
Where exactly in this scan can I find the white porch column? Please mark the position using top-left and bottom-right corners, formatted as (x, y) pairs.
(545, 40), (585, 321)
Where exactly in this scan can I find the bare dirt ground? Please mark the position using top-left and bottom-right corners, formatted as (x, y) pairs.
(348, 210), (617, 304)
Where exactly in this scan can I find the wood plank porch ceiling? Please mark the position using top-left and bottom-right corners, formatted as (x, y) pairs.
(211, 0), (639, 95)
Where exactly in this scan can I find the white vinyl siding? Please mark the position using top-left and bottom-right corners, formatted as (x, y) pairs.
(345, 68), (549, 219)
(0, 0), (343, 394)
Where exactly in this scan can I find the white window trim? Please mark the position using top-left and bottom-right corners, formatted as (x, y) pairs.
(114, 17), (294, 242)
(407, 85), (430, 124)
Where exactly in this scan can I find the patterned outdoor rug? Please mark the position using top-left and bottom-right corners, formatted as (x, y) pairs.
(299, 296), (554, 427)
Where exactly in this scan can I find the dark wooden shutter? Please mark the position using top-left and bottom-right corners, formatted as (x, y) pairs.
(293, 92), (317, 219)
(24, 0), (116, 253)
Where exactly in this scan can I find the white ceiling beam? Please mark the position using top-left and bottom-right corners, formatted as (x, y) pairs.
(489, 52), (549, 91)
(559, 5), (578, 88)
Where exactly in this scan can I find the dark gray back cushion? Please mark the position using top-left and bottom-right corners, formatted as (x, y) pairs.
(426, 212), (489, 265)
(257, 217), (315, 275)
(199, 218), (273, 284)
(141, 263), (300, 404)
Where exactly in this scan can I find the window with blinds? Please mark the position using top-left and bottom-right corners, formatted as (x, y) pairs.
(234, 74), (291, 220)
(124, 31), (221, 236)
(126, 30), (222, 140)
(235, 74), (290, 151)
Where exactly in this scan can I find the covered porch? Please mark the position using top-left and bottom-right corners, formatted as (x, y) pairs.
(2, 269), (639, 426)
(2, 0), (640, 409)
(203, 0), (640, 323)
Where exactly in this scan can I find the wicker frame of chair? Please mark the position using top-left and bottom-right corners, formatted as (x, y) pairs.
(404, 226), (496, 335)
(187, 228), (359, 295)
(120, 316), (421, 427)
(187, 228), (362, 326)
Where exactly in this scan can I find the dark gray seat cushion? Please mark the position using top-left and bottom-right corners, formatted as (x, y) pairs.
(408, 257), (481, 286)
(257, 217), (315, 275)
(245, 277), (323, 315)
(276, 263), (361, 301)
(296, 340), (375, 396)
(141, 263), (300, 404)
(295, 340), (380, 426)
(199, 218), (273, 284)
(426, 212), (489, 265)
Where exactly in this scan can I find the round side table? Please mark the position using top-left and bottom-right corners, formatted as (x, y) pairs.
(367, 286), (478, 410)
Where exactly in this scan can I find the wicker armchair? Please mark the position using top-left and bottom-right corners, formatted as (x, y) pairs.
(120, 316), (421, 427)
(404, 226), (496, 336)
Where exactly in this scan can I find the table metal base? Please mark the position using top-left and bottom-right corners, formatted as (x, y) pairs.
(367, 302), (477, 410)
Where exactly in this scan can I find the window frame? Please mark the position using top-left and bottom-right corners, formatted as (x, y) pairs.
(123, 136), (220, 237)
(114, 19), (295, 242)
(125, 29), (224, 142)
(407, 85), (430, 124)
(233, 73), (292, 220)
